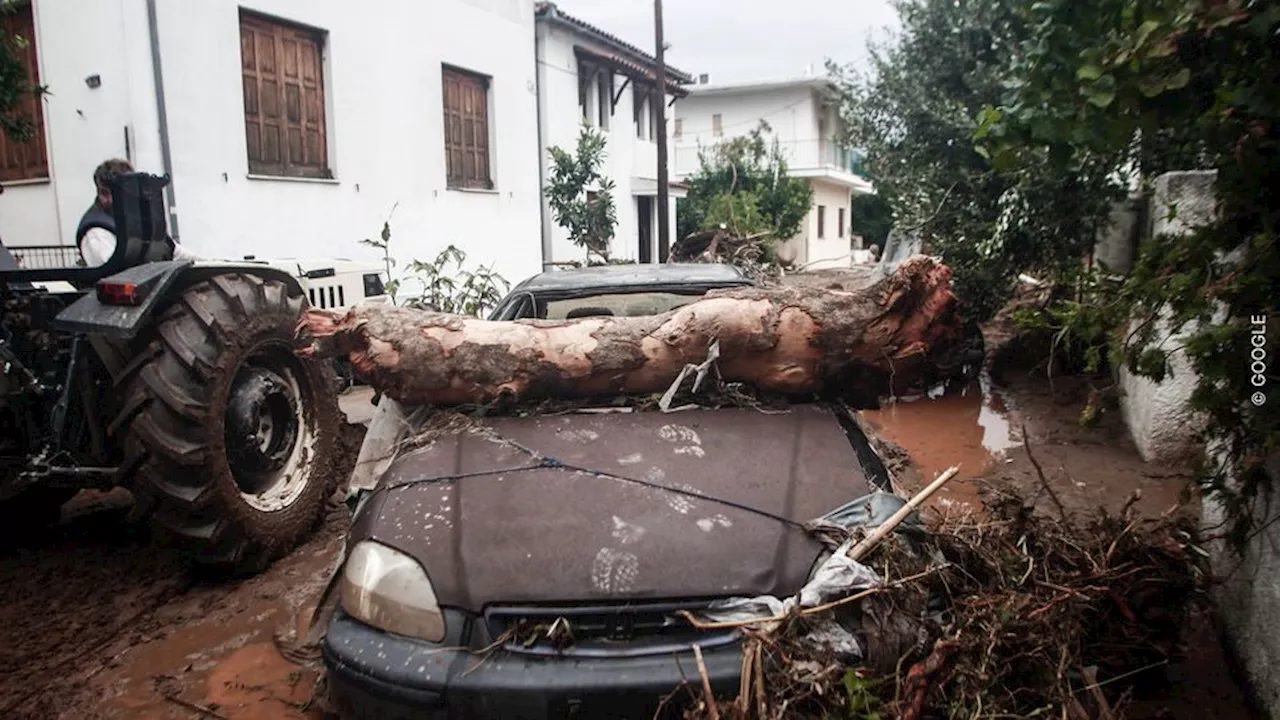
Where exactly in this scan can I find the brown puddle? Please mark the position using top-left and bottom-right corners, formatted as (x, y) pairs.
(861, 379), (1017, 513)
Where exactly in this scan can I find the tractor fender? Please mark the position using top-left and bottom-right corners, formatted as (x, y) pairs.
(51, 261), (306, 341)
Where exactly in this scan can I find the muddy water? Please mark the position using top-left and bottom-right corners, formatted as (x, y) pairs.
(861, 378), (1017, 513)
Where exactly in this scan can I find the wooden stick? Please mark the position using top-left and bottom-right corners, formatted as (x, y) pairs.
(693, 643), (721, 720)
(849, 465), (961, 561)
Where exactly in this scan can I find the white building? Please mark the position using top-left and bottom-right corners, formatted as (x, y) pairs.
(672, 76), (875, 270)
(534, 2), (690, 266)
(0, 0), (544, 286)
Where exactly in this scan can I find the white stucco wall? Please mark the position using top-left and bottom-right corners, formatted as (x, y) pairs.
(803, 178), (853, 270)
(671, 84), (820, 177)
(535, 20), (678, 265)
(1118, 171), (1218, 464)
(2, 0), (544, 289)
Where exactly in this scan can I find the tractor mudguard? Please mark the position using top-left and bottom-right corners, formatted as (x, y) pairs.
(50, 261), (303, 341)
(51, 261), (192, 340)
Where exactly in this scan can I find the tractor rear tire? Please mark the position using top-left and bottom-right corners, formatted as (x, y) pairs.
(115, 273), (340, 575)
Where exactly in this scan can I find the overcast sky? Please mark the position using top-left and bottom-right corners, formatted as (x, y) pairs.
(551, 0), (900, 84)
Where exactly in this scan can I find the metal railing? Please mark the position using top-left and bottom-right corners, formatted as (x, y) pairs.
(673, 139), (869, 178)
(6, 245), (82, 269)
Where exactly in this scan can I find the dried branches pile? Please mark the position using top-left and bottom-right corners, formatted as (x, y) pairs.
(685, 495), (1207, 719)
(669, 229), (785, 284)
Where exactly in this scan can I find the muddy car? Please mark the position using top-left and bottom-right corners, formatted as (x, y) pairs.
(319, 265), (895, 718)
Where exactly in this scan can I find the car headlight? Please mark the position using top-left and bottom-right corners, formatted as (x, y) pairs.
(340, 540), (445, 642)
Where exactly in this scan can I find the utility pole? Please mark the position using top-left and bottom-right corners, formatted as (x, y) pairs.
(654, 0), (670, 262)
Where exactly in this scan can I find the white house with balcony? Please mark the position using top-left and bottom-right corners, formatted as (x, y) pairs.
(0, 0), (544, 286)
(534, 2), (691, 266)
(672, 76), (875, 270)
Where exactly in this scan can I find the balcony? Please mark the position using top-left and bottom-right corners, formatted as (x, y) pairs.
(673, 139), (872, 192)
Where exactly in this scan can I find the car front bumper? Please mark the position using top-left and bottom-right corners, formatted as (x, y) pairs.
(322, 610), (744, 720)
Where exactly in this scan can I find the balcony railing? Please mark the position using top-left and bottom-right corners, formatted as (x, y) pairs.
(6, 245), (82, 269)
(673, 139), (868, 179)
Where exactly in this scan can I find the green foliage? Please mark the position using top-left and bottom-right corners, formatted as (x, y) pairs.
(978, 0), (1280, 549)
(545, 124), (617, 263)
(0, 6), (46, 141)
(359, 221), (509, 318)
(851, 194), (892, 249)
(828, 0), (1122, 320)
(841, 669), (883, 719)
(676, 122), (814, 243)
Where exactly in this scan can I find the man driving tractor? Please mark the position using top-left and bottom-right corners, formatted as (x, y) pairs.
(75, 158), (200, 267)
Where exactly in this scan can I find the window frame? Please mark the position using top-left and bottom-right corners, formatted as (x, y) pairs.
(673, 117), (683, 140)
(442, 64), (494, 191)
(712, 114), (723, 138)
(838, 207), (845, 238)
(596, 70), (612, 130)
(0, 1), (49, 184)
(817, 205), (826, 238)
(239, 10), (331, 180)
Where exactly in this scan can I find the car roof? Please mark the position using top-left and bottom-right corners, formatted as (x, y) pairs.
(510, 263), (753, 293)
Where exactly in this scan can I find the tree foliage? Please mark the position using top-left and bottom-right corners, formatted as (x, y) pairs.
(359, 221), (509, 318)
(829, 0), (1122, 319)
(978, 0), (1279, 549)
(545, 124), (618, 264)
(676, 122), (814, 244)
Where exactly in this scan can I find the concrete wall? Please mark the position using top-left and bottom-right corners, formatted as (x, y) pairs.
(1116, 169), (1280, 715)
(1093, 196), (1143, 274)
(3, 0), (544, 288)
(1203, 453), (1280, 715)
(1118, 171), (1218, 465)
(535, 20), (678, 266)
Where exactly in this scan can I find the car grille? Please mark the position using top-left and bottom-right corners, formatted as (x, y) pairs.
(483, 601), (739, 658)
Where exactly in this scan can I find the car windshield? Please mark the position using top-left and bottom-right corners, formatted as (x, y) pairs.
(542, 291), (708, 319)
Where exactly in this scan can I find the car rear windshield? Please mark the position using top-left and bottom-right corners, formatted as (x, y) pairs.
(543, 291), (708, 320)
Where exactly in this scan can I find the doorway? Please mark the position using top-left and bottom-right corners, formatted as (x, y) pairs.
(636, 196), (653, 263)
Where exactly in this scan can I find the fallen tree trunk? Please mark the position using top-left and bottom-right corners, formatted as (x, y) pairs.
(297, 256), (966, 408)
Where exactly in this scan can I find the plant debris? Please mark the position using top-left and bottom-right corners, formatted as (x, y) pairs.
(683, 493), (1207, 719)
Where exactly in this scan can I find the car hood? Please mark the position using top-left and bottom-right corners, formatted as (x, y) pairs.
(352, 405), (875, 611)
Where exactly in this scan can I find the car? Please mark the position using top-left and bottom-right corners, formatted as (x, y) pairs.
(486, 262), (756, 321)
(319, 264), (895, 719)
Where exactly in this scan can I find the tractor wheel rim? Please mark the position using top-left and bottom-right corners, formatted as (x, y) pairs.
(226, 350), (314, 512)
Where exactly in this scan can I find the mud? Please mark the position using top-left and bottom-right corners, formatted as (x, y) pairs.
(0, 371), (1258, 719)
(861, 366), (1256, 719)
(0, 419), (363, 720)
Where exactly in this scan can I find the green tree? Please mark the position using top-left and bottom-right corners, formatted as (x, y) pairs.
(545, 124), (617, 264)
(677, 122), (813, 243)
(828, 0), (1122, 319)
(977, 0), (1280, 548)
(851, 194), (892, 249)
(1, 5), (46, 141)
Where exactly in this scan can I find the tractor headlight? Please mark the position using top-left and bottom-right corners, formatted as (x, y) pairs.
(340, 540), (446, 642)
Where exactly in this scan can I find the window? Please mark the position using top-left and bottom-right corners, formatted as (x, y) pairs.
(634, 91), (647, 140)
(712, 114), (722, 138)
(817, 206), (826, 238)
(0, 2), (48, 183)
(442, 66), (493, 190)
(240, 11), (329, 179)
(838, 208), (845, 238)
(673, 118), (683, 140)
(596, 71), (612, 130)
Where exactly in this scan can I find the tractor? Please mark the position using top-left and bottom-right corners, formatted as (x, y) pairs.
(0, 172), (344, 575)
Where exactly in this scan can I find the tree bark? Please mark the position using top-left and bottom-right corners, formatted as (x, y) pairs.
(297, 256), (967, 408)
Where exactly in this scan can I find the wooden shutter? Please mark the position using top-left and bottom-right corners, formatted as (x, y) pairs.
(838, 208), (845, 238)
(442, 67), (491, 190)
(240, 12), (328, 178)
(0, 3), (49, 183)
(817, 206), (826, 238)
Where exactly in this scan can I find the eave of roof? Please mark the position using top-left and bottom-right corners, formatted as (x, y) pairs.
(574, 45), (690, 98)
(535, 1), (693, 84)
(685, 76), (838, 97)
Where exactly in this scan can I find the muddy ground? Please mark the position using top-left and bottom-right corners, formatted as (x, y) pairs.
(0, 367), (1261, 718)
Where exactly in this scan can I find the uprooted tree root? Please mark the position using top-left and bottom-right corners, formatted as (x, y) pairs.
(685, 495), (1207, 719)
